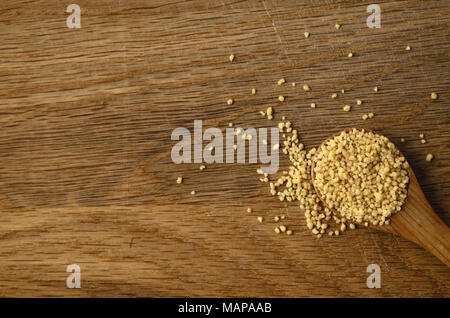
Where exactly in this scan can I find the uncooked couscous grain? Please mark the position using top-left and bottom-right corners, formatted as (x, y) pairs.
(426, 153), (434, 162)
(313, 129), (409, 226)
(267, 107), (273, 120)
(430, 92), (438, 100)
(264, 118), (350, 238)
(176, 177), (183, 184)
(227, 99), (234, 105)
(278, 78), (286, 86)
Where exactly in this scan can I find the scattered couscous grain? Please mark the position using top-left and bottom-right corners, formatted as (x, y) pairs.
(421, 139), (427, 144)
(356, 99), (362, 105)
(279, 225), (287, 233)
(274, 216), (280, 222)
(278, 78), (286, 86)
(335, 23), (341, 29)
(199, 165), (206, 171)
(176, 177), (183, 184)
(227, 98), (233, 105)
(426, 153), (434, 162)
(343, 105), (351, 112)
(191, 190), (196, 195)
(247, 208), (253, 213)
(303, 84), (311, 92)
(267, 107), (273, 120)
(348, 52), (353, 58)
(310, 103), (316, 108)
(362, 114), (368, 120)
(257, 216), (264, 223)
(286, 230), (293, 235)
(368, 112), (374, 118)
(304, 31), (310, 38)
(430, 92), (438, 100)
(292, 82), (296, 87)
(229, 54), (235, 62)
(264, 118), (353, 239)
(274, 227), (281, 234)
(401, 138), (405, 143)
(252, 88), (257, 95)
(405, 45), (411, 51)
(278, 95), (285, 102)
(373, 86), (378, 92)
(331, 93), (338, 99)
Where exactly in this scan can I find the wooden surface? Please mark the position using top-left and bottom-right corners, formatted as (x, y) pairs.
(0, 0), (449, 297)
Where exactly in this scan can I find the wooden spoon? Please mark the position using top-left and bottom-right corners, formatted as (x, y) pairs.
(311, 128), (450, 267)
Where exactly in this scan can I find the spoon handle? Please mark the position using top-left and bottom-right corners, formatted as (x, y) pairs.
(389, 171), (450, 267)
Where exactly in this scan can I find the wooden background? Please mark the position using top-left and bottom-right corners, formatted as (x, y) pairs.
(0, 0), (449, 297)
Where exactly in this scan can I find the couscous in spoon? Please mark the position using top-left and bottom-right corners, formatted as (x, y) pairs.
(311, 128), (450, 267)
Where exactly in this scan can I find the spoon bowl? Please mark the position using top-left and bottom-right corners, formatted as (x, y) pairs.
(311, 128), (450, 267)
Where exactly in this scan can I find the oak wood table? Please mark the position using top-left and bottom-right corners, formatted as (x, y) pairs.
(0, 0), (449, 297)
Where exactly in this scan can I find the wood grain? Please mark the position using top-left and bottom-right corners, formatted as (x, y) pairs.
(0, 0), (449, 297)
